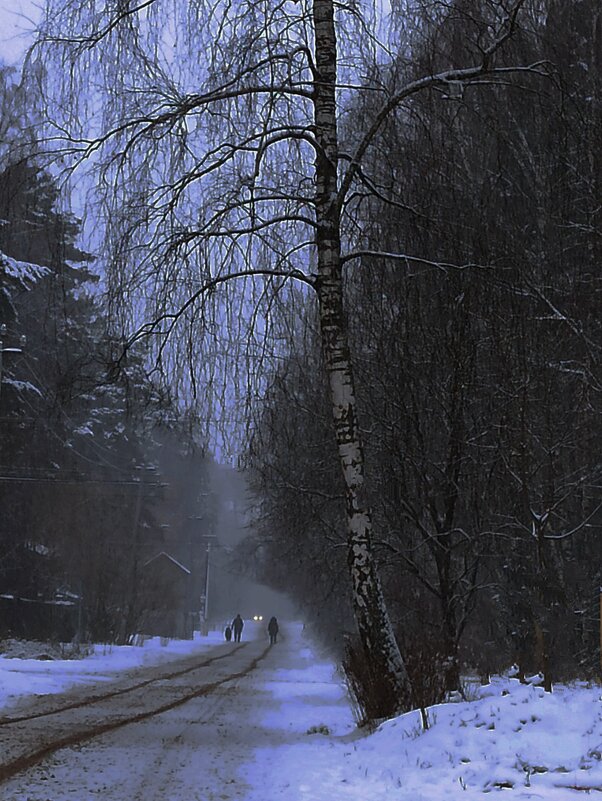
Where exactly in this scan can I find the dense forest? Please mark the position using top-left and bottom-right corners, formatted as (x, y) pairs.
(0, 90), (218, 641)
(246, 0), (602, 705)
(0, 0), (600, 720)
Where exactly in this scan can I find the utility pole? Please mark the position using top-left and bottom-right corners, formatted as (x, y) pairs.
(200, 533), (218, 636)
(120, 470), (145, 644)
(203, 540), (211, 621)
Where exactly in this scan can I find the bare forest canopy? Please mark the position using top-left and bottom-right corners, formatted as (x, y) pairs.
(0, 0), (600, 720)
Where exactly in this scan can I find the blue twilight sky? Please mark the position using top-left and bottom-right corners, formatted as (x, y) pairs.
(0, 0), (40, 65)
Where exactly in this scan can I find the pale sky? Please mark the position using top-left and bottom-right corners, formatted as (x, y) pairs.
(0, 0), (40, 65)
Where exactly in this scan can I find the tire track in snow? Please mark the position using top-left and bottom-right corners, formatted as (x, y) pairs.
(129, 683), (243, 801)
(0, 643), (271, 786)
(0, 643), (245, 727)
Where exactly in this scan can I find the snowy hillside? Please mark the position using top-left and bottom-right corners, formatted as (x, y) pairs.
(347, 679), (602, 798)
(246, 628), (602, 800)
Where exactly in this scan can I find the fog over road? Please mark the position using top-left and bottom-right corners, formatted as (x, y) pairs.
(0, 625), (353, 801)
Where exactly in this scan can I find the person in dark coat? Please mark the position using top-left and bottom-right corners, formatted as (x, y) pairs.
(232, 614), (244, 642)
(224, 624), (232, 642)
(267, 616), (279, 644)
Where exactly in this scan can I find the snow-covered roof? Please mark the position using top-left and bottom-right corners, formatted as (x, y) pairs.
(143, 551), (191, 574)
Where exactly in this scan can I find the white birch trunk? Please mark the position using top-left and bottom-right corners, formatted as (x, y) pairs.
(312, 0), (412, 710)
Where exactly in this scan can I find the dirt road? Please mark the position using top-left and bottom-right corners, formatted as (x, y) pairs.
(0, 638), (277, 801)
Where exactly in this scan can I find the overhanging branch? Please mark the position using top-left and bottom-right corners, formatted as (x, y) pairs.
(126, 267), (316, 350)
(341, 250), (490, 272)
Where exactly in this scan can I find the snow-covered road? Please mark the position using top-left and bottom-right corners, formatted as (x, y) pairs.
(0, 640), (269, 788)
(0, 625), (355, 801)
(2, 624), (602, 800)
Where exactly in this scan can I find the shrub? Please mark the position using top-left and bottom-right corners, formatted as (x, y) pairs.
(341, 633), (448, 727)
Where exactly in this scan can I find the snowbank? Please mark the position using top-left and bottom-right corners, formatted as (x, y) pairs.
(245, 624), (602, 800)
(0, 629), (224, 709)
(355, 678), (602, 797)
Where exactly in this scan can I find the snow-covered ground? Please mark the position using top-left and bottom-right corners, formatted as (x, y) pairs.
(244, 630), (602, 800)
(0, 629), (226, 707)
(2, 623), (601, 799)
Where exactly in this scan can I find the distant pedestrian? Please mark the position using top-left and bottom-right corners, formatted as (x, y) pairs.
(268, 616), (279, 645)
(224, 625), (232, 642)
(232, 614), (244, 643)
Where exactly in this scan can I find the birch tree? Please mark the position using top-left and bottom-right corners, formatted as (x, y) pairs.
(30, 0), (541, 711)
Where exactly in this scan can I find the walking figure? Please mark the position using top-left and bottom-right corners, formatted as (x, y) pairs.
(268, 616), (279, 644)
(232, 614), (244, 643)
(224, 624), (232, 642)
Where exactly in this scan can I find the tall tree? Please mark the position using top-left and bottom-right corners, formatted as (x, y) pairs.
(246, 0), (601, 690)
(32, 0), (540, 711)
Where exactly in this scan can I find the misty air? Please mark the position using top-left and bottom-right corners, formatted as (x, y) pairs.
(0, 1), (600, 798)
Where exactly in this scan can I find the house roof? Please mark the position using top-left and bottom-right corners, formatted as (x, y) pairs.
(143, 551), (191, 574)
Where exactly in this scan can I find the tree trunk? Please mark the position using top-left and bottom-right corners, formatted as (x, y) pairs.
(534, 618), (552, 692)
(312, 0), (412, 712)
(440, 595), (461, 693)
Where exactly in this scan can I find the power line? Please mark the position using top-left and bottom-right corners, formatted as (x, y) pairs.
(0, 475), (167, 486)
